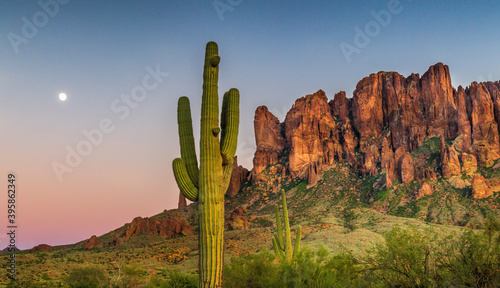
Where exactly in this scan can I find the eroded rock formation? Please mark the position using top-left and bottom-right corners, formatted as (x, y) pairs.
(125, 216), (194, 240)
(226, 156), (250, 197)
(83, 235), (101, 249)
(249, 64), (500, 189)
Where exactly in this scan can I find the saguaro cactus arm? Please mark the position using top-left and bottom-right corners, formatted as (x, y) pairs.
(274, 204), (284, 249)
(273, 189), (301, 263)
(220, 89), (239, 164)
(172, 158), (198, 201)
(177, 96), (199, 187)
(281, 190), (293, 262)
(273, 237), (285, 263)
(293, 226), (301, 259)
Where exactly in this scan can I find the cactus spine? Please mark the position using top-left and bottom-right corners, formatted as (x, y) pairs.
(273, 189), (301, 263)
(172, 41), (239, 288)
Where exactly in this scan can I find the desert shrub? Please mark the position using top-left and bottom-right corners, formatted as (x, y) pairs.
(276, 247), (363, 288)
(164, 270), (198, 288)
(441, 217), (500, 287)
(116, 264), (147, 288)
(362, 226), (441, 287)
(65, 266), (107, 288)
(224, 249), (278, 287)
(148, 270), (198, 288)
(224, 247), (363, 288)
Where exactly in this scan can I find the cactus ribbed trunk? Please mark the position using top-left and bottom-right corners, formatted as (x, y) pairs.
(172, 41), (239, 288)
(199, 42), (224, 287)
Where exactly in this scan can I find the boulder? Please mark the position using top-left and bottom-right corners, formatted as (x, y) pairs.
(83, 235), (100, 249)
(399, 152), (414, 184)
(460, 153), (477, 176)
(416, 182), (433, 200)
(472, 174), (493, 199)
(225, 207), (249, 230)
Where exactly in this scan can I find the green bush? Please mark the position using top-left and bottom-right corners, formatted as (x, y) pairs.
(441, 217), (500, 287)
(363, 226), (440, 287)
(117, 264), (147, 287)
(276, 247), (362, 288)
(224, 249), (278, 287)
(362, 220), (500, 287)
(65, 266), (107, 288)
(166, 270), (199, 288)
(224, 221), (500, 287)
(224, 247), (362, 288)
(148, 270), (199, 288)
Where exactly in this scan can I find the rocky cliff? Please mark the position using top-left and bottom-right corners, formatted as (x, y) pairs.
(251, 63), (500, 195)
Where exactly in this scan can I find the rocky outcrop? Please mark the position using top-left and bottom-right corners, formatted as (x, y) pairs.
(440, 137), (461, 178)
(225, 207), (249, 230)
(125, 216), (194, 240)
(467, 82), (500, 166)
(30, 244), (53, 252)
(178, 192), (187, 209)
(416, 182), (433, 200)
(226, 156), (250, 197)
(252, 106), (285, 182)
(380, 137), (396, 188)
(308, 161), (320, 187)
(83, 235), (101, 249)
(471, 174), (500, 199)
(453, 87), (472, 151)
(285, 90), (342, 178)
(420, 167), (437, 182)
(249, 63), (500, 189)
(399, 152), (414, 184)
(460, 153), (477, 176)
(472, 175), (493, 199)
(329, 91), (351, 121)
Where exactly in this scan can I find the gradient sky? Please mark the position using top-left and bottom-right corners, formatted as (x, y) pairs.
(1, 0), (499, 249)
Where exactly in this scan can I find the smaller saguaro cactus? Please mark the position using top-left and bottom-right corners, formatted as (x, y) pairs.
(273, 189), (301, 263)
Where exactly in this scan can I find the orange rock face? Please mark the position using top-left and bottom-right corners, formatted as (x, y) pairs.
(467, 82), (500, 166)
(399, 152), (414, 184)
(472, 175), (493, 199)
(178, 192), (187, 209)
(460, 153), (477, 176)
(252, 106), (285, 181)
(440, 137), (461, 179)
(226, 156), (250, 197)
(30, 244), (53, 252)
(416, 182), (433, 200)
(285, 90), (341, 178)
(83, 235), (101, 249)
(249, 64), (500, 189)
(125, 216), (194, 240)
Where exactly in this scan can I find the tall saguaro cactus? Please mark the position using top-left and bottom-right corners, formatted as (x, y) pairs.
(273, 189), (301, 263)
(172, 41), (239, 288)
(172, 42), (240, 287)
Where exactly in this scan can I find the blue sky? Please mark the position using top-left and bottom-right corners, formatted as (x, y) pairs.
(1, 0), (499, 249)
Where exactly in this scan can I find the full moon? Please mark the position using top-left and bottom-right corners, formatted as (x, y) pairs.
(59, 93), (67, 101)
